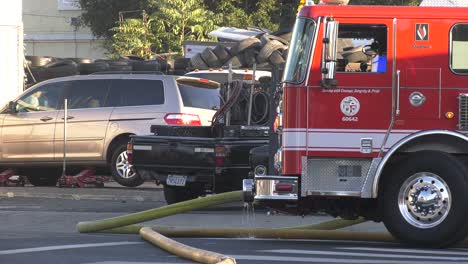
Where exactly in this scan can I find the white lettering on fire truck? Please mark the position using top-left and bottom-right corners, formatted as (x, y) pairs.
(342, 116), (359, 122)
(321, 88), (380, 94)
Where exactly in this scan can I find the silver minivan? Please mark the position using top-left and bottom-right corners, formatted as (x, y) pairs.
(0, 74), (219, 187)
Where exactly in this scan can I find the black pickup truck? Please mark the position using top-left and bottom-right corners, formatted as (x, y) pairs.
(128, 125), (270, 204)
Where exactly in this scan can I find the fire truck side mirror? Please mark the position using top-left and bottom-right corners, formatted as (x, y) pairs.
(322, 20), (339, 88)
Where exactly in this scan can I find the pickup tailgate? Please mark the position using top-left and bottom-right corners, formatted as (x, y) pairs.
(131, 135), (216, 174)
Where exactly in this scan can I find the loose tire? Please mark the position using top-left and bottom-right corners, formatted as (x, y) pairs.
(201, 48), (221, 68)
(190, 53), (209, 70)
(268, 50), (286, 65)
(213, 45), (231, 64)
(26, 170), (59, 187)
(256, 39), (287, 64)
(163, 184), (203, 205)
(223, 56), (242, 68)
(78, 62), (110, 75)
(230, 37), (261, 56)
(26, 56), (56, 67)
(382, 151), (468, 247)
(110, 143), (144, 187)
(132, 60), (161, 72)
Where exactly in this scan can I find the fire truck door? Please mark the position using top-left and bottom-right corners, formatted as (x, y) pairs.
(309, 20), (394, 156)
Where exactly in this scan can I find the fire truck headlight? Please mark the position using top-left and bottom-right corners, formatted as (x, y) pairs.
(274, 147), (283, 172)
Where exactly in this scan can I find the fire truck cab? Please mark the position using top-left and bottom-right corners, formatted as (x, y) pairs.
(243, 4), (468, 247)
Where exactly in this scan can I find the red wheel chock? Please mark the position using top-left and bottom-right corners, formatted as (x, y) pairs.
(0, 169), (25, 187)
(58, 169), (109, 188)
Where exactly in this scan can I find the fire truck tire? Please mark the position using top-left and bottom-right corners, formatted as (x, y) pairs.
(229, 37), (261, 56)
(201, 48), (221, 68)
(110, 144), (144, 187)
(163, 184), (203, 205)
(382, 150), (468, 248)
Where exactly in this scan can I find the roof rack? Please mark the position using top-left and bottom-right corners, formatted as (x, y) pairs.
(89, 71), (165, 75)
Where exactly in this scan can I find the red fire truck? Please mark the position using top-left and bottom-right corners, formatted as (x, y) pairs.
(243, 3), (468, 247)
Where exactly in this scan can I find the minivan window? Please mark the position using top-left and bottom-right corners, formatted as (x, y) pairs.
(107, 79), (164, 107)
(451, 23), (468, 74)
(66, 80), (110, 109)
(16, 82), (64, 112)
(178, 83), (220, 110)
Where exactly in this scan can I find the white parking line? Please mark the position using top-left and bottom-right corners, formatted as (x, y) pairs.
(260, 249), (468, 261)
(338, 246), (468, 256)
(83, 262), (186, 264)
(0, 242), (144, 255)
(233, 254), (455, 263)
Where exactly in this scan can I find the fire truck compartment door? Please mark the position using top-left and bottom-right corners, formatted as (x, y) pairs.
(400, 68), (441, 120)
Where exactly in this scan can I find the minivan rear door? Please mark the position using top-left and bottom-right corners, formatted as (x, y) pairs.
(106, 78), (167, 136)
(54, 79), (112, 161)
(177, 78), (219, 126)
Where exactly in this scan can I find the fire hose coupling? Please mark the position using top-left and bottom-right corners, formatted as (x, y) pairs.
(242, 179), (254, 203)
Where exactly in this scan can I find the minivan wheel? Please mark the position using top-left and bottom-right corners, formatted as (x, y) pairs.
(382, 151), (468, 248)
(110, 144), (144, 187)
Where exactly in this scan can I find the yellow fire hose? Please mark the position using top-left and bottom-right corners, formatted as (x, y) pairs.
(76, 190), (404, 264)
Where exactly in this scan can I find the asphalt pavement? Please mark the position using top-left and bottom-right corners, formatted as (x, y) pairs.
(2, 182), (468, 263)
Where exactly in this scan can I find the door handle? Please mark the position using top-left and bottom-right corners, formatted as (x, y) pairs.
(396, 70), (401, 116)
(61, 116), (74, 120)
(40, 116), (53, 122)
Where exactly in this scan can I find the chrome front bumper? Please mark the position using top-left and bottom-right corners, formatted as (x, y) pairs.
(242, 175), (299, 203)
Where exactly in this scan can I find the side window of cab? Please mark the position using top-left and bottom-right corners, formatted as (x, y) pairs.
(451, 23), (468, 74)
(335, 24), (388, 73)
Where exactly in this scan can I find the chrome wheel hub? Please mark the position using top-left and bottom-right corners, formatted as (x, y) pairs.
(398, 172), (451, 229)
(116, 151), (136, 179)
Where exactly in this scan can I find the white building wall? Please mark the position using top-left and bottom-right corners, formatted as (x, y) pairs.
(420, 0), (468, 6)
(0, 1), (24, 107)
(23, 0), (107, 59)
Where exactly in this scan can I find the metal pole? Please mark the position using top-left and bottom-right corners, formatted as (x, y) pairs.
(269, 66), (280, 175)
(226, 63), (233, 126)
(247, 64), (257, 126)
(62, 98), (68, 177)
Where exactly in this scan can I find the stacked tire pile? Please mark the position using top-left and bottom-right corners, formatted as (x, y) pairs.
(24, 55), (190, 87)
(190, 33), (290, 70)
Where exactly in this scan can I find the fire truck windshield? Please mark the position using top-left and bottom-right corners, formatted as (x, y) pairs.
(283, 18), (316, 84)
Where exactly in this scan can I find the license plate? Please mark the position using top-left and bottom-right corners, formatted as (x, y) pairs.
(166, 175), (187, 186)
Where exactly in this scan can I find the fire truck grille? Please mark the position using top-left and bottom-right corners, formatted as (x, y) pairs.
(302, 158), (372, 197)
(459, 94), (468, 130)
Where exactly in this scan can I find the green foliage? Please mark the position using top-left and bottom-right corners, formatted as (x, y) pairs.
(251, 0), (281, 32)
(214, 1), (253, 28)
(82, 0), (423, 58)
(110, 0), (218, 58)
(110, 14), (158, 59)
(79, 0), (156, 39)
